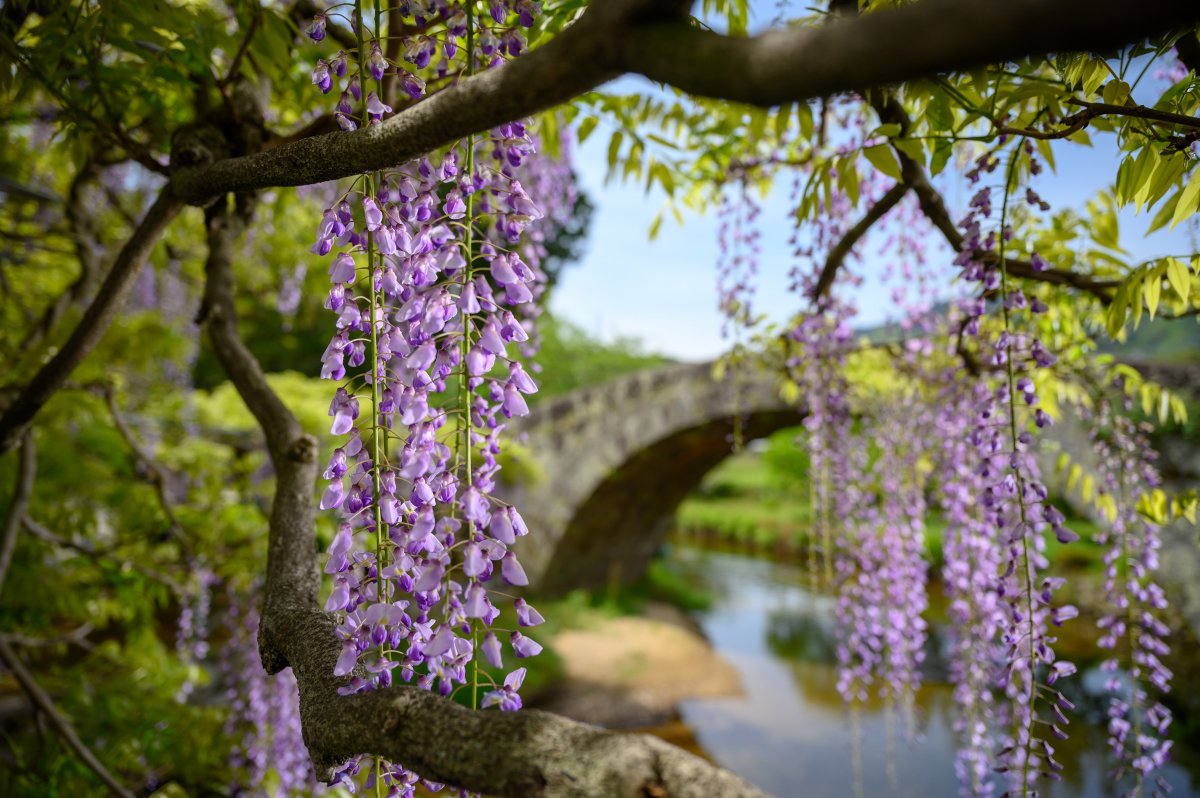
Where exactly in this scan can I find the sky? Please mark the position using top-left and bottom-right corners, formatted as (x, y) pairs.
(547, 28), (1196, 362)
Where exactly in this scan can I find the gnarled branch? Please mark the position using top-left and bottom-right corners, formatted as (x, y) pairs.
(170, 0), (1200, 207)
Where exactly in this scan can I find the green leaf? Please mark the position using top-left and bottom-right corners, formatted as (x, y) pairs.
(1143, 262), (1163, 319)
(929, 139), (953, 177)
(1147, 190), (1181, 234)
(773, 103), (792, 139)
(1171, 166), (1200, 228)
(862, 144), (903, 181)
(1102, 79), (1131, 105)
(648, 210), (663, 241)
(1166, 257), (1191, 303)
(892, 138), (925, 164)
(797, 102), (814, 141)
(576, 116), (599, 143)
(605, 130), (623, 174)
(651, 161), (676, 196)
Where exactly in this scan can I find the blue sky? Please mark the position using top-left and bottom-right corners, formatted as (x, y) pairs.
(547, 51), (1196, 362)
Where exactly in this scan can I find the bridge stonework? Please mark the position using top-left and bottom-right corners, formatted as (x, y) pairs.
(502, 362), (800, 595)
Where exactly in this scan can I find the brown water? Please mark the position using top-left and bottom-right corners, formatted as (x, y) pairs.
(663, 545), (1200, 798)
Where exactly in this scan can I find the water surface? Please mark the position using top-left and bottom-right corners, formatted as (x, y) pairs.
(666, 546), (1200, 798)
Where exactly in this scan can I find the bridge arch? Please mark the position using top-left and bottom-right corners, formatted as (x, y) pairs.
(504, 362), (801, 595)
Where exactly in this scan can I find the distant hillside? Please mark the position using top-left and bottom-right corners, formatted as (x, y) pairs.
(530, 314), (673, 402)
(858, 302), (1199, 365)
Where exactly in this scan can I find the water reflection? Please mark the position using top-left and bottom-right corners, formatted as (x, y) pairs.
(665, 546), (1200, 798)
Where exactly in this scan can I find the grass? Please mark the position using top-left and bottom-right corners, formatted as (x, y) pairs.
(673, 436), (1110, 574)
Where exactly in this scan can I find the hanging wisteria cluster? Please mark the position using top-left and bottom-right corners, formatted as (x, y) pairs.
(223, 590), (315, 797)
(934, 368), (1008, 798)
(302, 2), (549, 794)
(1089, 403), (1174, 798)
(714, 172), (765, 451)
(953, 147), (1078, 797)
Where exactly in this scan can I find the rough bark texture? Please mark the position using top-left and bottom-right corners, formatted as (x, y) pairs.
(627, 0), (1200, 106)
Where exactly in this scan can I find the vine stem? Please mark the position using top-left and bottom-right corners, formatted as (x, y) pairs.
(463, 0), (480, 714)
(996, 148), (1038, 798)
(1118, 459), (1144, 798)
(354, 2), (387, 794)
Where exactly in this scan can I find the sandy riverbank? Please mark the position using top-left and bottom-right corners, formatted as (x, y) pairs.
(529, 603), (742, 731)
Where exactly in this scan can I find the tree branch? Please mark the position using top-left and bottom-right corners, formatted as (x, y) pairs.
(869, 95), (1120, 300)
(0, 431), (36, 596)
(624, 0), (1200, 107)
(0, 639), (136, 798)
(813, 181), (908, 300)
(170, 0), (1200, 207)
(0, 190), (183, 456)
(21, 515), (183, 594)
(95, 383), (192, 554)
(1174, 28), (1200, 74)
(1063, 98), (1200, 129)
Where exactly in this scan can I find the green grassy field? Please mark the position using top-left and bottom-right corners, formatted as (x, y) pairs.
(673, 432), (1106, 574)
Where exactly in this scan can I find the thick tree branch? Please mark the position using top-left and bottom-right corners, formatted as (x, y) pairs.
(171, 0), (1200, 207)
(1175, 29), (1200, 74)
(624, 0), (1199, 106)
(0, 639), (136, 798)
(0, 191), (183, 456)
(813, 181), (907, 300)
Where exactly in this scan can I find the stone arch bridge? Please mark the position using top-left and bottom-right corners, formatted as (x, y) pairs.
(502, 361), (799, 595)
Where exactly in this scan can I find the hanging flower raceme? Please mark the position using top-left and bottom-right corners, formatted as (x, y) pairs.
(302, 2), (548, 794)
(1088, 402), (1174, 798)
(955, 146), (1075, 796)
(223, 589), (315, 797)
(934, 366), (1007, 798)
(174, 565), (218, 703)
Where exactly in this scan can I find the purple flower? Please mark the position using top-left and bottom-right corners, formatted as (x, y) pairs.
(501, 552), (528, 586)
(482, 668), (526, 711)
(311, 60), (332, 94)
(365, 91), (392, 123)
(367, 40), (387, 82)
(510, 632), (541, 659)
(398, 71), (426, 99)
(514, 598), (544, 627)
(305, 15), (326, 42)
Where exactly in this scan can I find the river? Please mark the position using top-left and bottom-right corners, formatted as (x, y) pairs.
(661, 545), (1200, 798)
